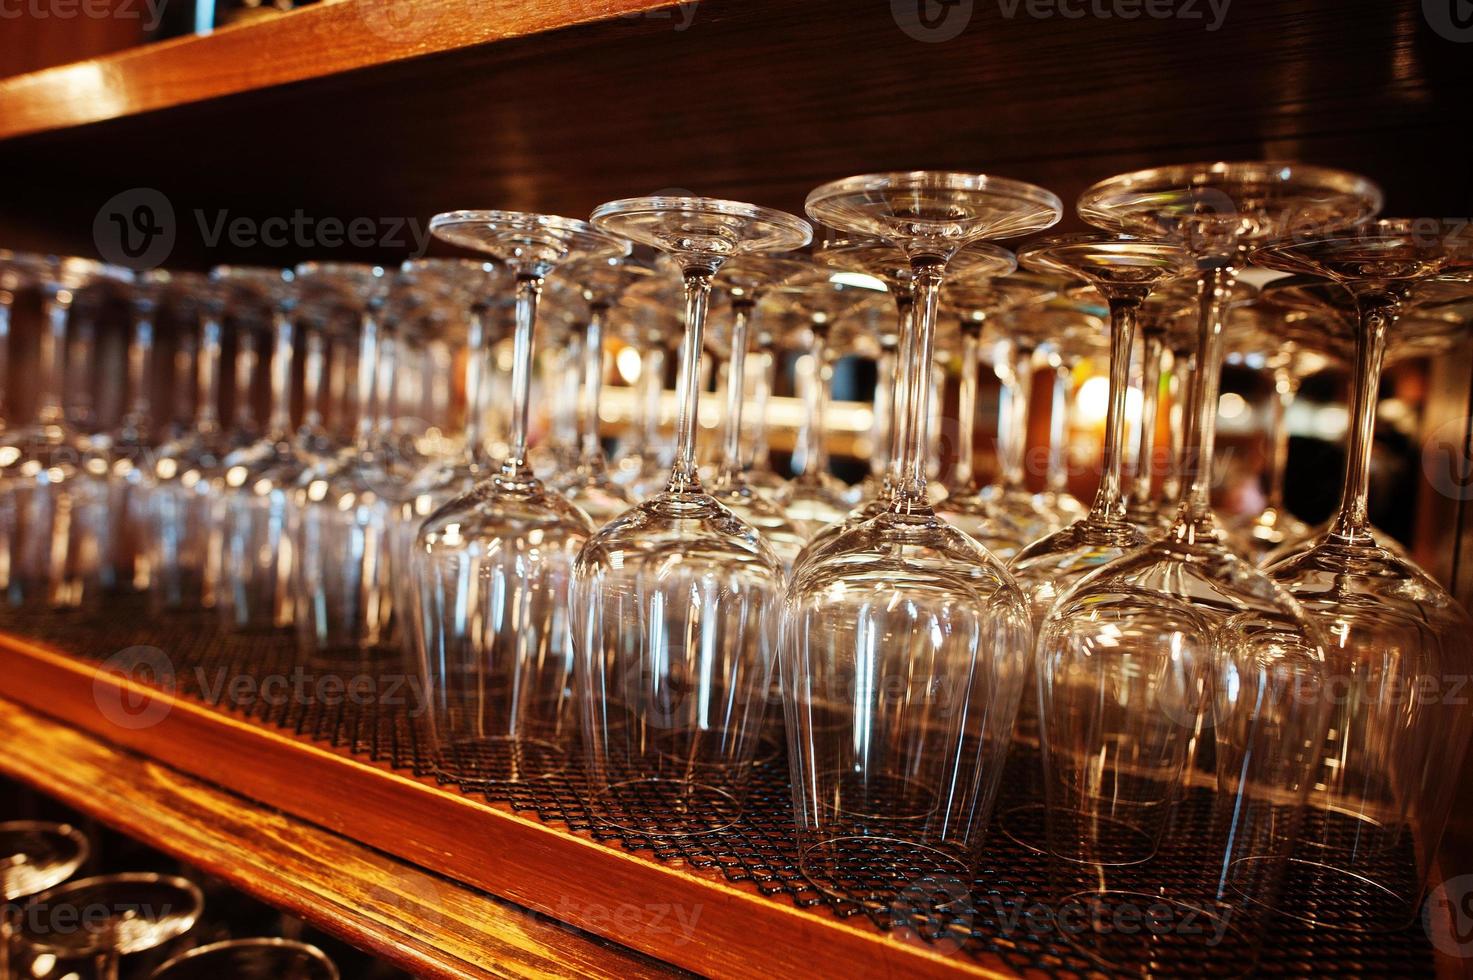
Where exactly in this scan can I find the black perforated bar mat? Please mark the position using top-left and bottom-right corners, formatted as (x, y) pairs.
(2, 604), (1438, 978)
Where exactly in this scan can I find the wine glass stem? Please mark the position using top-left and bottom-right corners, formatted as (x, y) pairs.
(97, 951), (119, 980)
(1092, 296), (1140, 523)
(717, 299), (753, 485)
(998, 342), (1034, 490)
(1129, 329), (1164, 512)
(353, 312), (380, 454)
(267, 309), (295, 440)
(1329, 294), (1393, 543)
(197, 313), (223, 436)
(1181, 266), (1236, 527)
(746, 344), (775, 473)
(124, 307), (154, 432)
(638, 346), (666, 463)
(462, 305), (489, 466)
(578, 303), (610, 467)
(1047, 359), (1071, 495)
(871, 342), (895, 485)
(503, 273), (543, 479)
(954, 323), (981, 490)
(66, 319), (94, 430)
(667, 268), (713, 495)
(35, 289), (70, 427)
(233, 330), (257, 432)
(1264, 361), (1297, 516)
(300, 326), (324, 434)
(1162, 344), (1190, 506)
(375, 331), (397, 439)
(896, 261), (944, 508)
(886, 295), (915, 493)
(794, 326), (831, 484)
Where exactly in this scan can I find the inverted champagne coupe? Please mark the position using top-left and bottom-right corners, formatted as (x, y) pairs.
(0, 256), (130, 610)
(0, 821), (88, 980)
(933, 272), (1063, 561)
(575, 195), (811, 836)
(704, 255), (818, 567)
(148, 938), (338, 980)
(18, 874), (201, 980)
(554, 255), (662, 525)
(784, 171), (1060, 907)
(412, 210), (628, 784)
(1252, 222), (1473, 932)
(214, 267), (309, 631)
(291, 263), (398, 666)
(1023, 161), (1379, 975)
(996, 235), (1193, 852)
(770, 274), (884, 537)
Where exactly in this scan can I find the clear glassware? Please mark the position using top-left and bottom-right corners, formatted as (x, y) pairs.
(800, 239), (1017, 561)
(148, 938), (338, 980)
(704, 255), (818, 568)
(0, 821), (88, 980)
(998, 234), (1194, 852)
(391, 259), (509, 659)
(610, 278), (680, 498)
(18, 873), (202, 980)
(1122, 283), (1199, 534)
(0, 256), (131, 610)
(739, 318), (788, 500)
(291, 263), (399, 666)
(1252, 221), (1473, 932)
(784, 170), (1060, 907)
(214, 267), (310, 632)
(413, 210), (628, 784)
(1026, 160), (1381, 975)
(146, 276), (231, 613)
(933, 272), (1063, 561)
(553, 255), (663, 525)
(575, 195), (811, 835)
(769, 274), (884, 537)
(1033, 300), (1108, 527)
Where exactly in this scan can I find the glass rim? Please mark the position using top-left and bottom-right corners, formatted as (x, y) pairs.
(429, 209), (631, 259)
(152, 937), (339, 979)
(805, 170), (1065, 219)
(1079, 160), (1384, 224)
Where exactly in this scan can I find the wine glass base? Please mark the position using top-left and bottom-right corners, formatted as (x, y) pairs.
(587, 778), (742, 837)
(433, 735), (568, 785)
(814, 768), (940, 824)
(1056, 890), (1256, 978)
(798, 836), (972, 912)
(997, 802), (1048, 854)
(1044, 809), (1164, 867)
(1270, 856), (1418, 932)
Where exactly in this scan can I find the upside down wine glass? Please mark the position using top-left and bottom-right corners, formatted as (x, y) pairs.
(1252, 221), (1473, 932)
(18, 873), (201, 980)
(999, 234), (1194, 851)
(148, 938), (338, 980)
(1025, 161), (1380, 975)
(413, 211), (628, 784)
(575, 196), (811, 836)
(784, 171), (1060, 908)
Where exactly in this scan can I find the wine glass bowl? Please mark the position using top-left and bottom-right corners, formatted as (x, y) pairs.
(148, 938), (338, 980)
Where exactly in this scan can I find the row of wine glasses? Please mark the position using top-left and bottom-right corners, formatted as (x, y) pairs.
(1, 164), (1469, 977)
(0, 819), (337, 979)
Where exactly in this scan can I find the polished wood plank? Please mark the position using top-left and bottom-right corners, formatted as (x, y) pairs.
(0, 695), (683, 980)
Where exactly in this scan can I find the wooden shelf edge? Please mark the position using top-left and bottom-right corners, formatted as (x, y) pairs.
(0, 627), (1021, 980)
(0, 695), (679, 980)
(0, 0), (679, 142)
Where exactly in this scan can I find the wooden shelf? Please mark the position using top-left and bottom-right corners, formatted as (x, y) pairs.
(0, 626), (1018, 980)
(0, 696), (680, 980)
(0, 0), (1468, 266)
